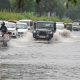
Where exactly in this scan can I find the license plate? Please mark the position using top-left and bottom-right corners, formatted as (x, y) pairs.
(40, 36), (45, 38)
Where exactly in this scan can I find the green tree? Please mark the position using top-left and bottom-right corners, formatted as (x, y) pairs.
(0, 0), (10, 10)
(35, 0), (65, 17)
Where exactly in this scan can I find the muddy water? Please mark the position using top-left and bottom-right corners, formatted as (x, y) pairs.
(1, 30), (80, 80)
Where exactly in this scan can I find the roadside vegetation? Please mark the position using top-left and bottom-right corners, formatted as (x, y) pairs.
(0, 11), (72, 23)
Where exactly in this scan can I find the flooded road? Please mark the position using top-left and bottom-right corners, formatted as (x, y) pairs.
(1, 30), (80, 80)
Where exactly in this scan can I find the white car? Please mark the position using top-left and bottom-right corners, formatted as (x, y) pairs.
(18, 19), (33, 29)
(5, 22), (17, 38)
(56, 22), (64, 30)
(72, 22), (80, 31)
(16, 23), (28, 37)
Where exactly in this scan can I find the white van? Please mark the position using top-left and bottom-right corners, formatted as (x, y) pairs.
(18, 19), (33, 29)
(16, 22), (28, 37)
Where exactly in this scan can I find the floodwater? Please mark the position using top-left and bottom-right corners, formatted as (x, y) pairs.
(1, 30), (80, 80)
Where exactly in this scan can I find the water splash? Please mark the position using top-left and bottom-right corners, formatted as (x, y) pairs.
(19, 30), (33, 42)
(8, 29), (80, 47)
(9, 31), (33, 47)
(53, 29), (73, 42)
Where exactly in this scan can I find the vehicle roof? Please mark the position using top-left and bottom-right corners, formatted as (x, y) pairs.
(19, 19), (32, 21)
(0, 20), (8, 23)
(74, 19), (80, 22)
(5, 21), (16, 25)
(35, 21), (54, 23)
(0, 20), (3, 22)
(8, 20), (17, 23)
(64, 23), (72, 24)
(56, 22), (64, 24)
(16, 22), (27, 25)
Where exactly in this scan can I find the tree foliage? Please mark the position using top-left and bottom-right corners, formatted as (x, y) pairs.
(0, 0), (80, 19)
(36, 0), (41, 4)
(65, 0), (77, 8)
(0, 0), (10, 10)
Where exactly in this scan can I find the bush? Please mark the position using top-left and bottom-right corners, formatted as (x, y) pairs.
(0, 11), (25, 20)
(62, 18), (73, 23)
(0, 11), (72, 23)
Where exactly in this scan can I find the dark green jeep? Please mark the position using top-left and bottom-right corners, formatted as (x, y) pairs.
(33, 21), (56, 40)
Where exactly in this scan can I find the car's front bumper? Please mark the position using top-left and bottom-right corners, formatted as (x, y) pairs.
(33, 33), (53, 39)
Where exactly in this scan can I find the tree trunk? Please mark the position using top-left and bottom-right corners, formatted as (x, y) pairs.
(16, 0), (25, 12)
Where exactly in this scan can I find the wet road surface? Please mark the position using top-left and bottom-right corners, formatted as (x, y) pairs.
(1, 30), (80, 80)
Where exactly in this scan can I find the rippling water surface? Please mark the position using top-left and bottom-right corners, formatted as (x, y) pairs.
(1, 30), (80, 80)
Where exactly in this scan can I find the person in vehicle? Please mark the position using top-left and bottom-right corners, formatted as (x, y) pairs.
(0, 22), (8, 37)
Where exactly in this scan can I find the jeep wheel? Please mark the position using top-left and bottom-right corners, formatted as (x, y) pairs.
(47, 37), (51, 40)
(34, 37), (38, 40)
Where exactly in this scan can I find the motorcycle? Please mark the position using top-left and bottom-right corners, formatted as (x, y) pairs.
(0, 32), (10, 47)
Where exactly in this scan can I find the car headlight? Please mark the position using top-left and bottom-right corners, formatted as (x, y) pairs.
(50, 31), (53, 34)
(33, 30), (36, 33)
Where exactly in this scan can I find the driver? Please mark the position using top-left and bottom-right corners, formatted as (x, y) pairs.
(0, 22), (7, 37)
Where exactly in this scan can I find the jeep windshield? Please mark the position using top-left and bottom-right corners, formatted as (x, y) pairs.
(36, 22), (53, 30)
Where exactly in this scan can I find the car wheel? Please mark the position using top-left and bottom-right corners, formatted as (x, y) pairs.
(47, 36), (51, 40)
(34, 37), (38, 40)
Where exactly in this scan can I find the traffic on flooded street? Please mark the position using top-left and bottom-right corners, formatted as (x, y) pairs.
(1, 24), (80, 80)
(0, 0), (80, 80)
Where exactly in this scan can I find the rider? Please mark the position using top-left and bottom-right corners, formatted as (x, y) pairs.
(0, 22), (7, 37)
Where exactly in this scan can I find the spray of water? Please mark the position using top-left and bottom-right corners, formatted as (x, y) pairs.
(9, 31), (33, 47)
(53, 29), (72, 42)
(19, 30), (33, 42)
(9, 29), (80, 47)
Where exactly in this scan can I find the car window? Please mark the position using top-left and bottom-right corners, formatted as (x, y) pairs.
(17, 24), (27, 29)
(72, 22), (79, 26)
(5, 23), (16, 28)
(19, 21), (29, 26)
(37, 22), (53, 29)
(56, 23), (64, 29)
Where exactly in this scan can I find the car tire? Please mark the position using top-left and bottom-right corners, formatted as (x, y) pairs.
(47, 36), (51, 40)
(34, 36), (38, 40)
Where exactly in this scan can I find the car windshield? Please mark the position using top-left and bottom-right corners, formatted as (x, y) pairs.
(73, 22), (79, 26)
(6, 23), (16, 28)
(56, 23), (64, 29)
(36, 22), (53, 30)
(17, 24), (27, 29)
(19, 21), (29, 26)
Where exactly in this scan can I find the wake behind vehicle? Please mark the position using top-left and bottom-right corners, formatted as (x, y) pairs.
(33, 21), (56, 40)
